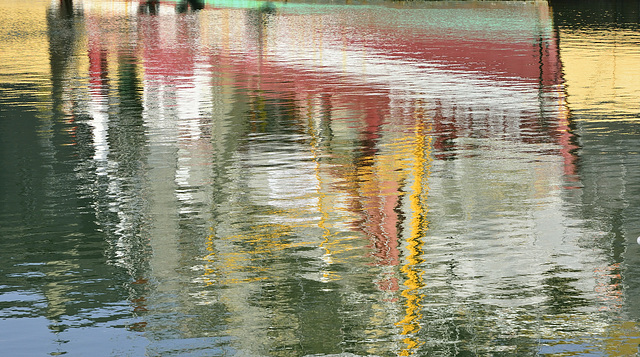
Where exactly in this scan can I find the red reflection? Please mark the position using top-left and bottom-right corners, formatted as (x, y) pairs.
(139, 13), (198, 81)
(594, 263), (623, 311)
(84, 1), (579, 293)
(127, 321), (148, 332)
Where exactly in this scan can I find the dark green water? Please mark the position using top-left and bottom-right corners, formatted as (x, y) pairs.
(1, 0), (640, 355)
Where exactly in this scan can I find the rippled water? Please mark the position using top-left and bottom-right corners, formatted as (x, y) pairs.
(1, 0), (640, 355)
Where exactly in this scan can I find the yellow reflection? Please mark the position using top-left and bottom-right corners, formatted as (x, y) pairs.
(397, 100), (431, 356)
(200, 91), (356, 290)
(202, 221), (303, 284)
(604, 320), (640, 356)
(560, 29), (640, 120)
(0, 1), (50, 85)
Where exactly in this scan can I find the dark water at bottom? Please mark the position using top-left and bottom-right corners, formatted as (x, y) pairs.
(1, 0), (640, 355)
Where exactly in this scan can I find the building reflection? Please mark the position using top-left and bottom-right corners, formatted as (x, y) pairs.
(32, 0), (640, 355)
(43, 0), (87, 328)
(0, 1), (147, 351)
(78, 0), (575, 354)
(552, 0), (640, 354)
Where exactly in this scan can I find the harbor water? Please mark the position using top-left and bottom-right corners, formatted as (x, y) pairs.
(1, 0), (640, 355)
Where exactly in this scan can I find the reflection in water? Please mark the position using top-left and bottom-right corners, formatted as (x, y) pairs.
(2, 0), (640, 355)
(552, 2), (640, 355)
(177, 0), (205, 13)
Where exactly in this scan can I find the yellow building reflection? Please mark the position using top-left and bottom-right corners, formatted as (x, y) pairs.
(560, 28), (640, 120)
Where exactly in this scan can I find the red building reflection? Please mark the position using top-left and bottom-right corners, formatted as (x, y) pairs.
(84, 0), (577, 294)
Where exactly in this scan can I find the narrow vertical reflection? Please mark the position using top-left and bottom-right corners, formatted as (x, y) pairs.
(113, 49), (151, 323)
(59, 0), (74, 19)
(138, 0), (159, 15)
(177, 0), (205, 13)
(44, 0), (84, 330)
(397, 101), (431, 356)
(307, 93), (337, 282)
(546, 24), (581, 188)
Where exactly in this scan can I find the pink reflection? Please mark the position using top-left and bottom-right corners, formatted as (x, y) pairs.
(84, 0), (579, 291)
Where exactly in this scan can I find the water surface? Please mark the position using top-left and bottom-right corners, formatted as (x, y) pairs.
(1, 0), (640, 355)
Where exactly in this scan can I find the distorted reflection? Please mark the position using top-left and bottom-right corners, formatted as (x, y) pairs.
(1, 0), (640, 355)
